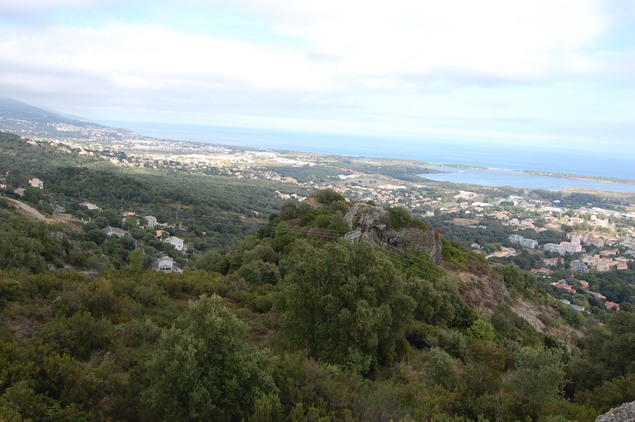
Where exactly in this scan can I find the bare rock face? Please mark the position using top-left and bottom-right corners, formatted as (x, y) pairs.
(596, 401), (635, 422)
(344, 203), (443, 265)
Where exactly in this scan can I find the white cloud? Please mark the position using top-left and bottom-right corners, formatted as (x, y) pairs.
(0, 23), (331, 106)
(242, 0), (619, 84)
(0, 0), (632, 137)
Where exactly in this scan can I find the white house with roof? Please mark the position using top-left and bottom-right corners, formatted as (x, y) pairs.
(144, 215), (158, 228)
(164, 236), (185, 251)
(155, 257), (182, 273)
(101, 226), (130, 238)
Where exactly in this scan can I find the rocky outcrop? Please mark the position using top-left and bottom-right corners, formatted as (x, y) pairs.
(344, 203), (443, 264)
(596, 401), (635, 422)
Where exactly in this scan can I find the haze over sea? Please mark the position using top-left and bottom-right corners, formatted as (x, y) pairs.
(109, 121), (635, 192)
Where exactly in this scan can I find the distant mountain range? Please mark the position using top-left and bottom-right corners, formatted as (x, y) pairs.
(0, 96), (130, 140)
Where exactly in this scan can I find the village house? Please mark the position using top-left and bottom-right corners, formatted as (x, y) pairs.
(80, 202), (100, 210)
(571, 260), (589, 273)
(615, 260), (629, 270)
(144, 215), (158, 228)
(582, 255), (617, 272)
(164, 236), (185, 251)
(551, 280), (576, 294)
(585, 235), (606, 247)
(520, 219), (536, 229)
(454, 190), (478, 200)
(568, 233), (583, 244)
(560, 241), (583, 254)
(589, 291), (607, 301)
(531, 267), (554, 275)
(568, 232), (608, 248)
(486, 247), (517, 259)
(592, 218), (610, 228)
(600, 249), (618, 257)
(14, 188), (25, 197)
(543, 257), (561, 267)
(28, 178), (43, 189)
(154, 257), (183, 273)
(101, 226), (130, 238)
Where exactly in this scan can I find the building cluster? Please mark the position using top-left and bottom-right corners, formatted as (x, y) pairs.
(551, 279), (621, 311)
(567, 232), (606, 247)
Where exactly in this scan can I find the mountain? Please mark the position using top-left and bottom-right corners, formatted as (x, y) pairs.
(0, 96), (129, 139)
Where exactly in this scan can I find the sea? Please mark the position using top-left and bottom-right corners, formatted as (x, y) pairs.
(107, 121), (635, 192)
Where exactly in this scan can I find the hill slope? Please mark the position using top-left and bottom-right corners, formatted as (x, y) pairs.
(0, 96), (128, 139)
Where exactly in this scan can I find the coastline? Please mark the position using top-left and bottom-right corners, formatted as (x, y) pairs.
(420, 163), (635, 186)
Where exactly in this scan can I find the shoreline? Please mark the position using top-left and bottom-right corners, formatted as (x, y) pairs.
(419, 163), (635, 186)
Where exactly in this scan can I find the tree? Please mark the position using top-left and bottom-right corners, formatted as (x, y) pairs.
(275, 239), (414, 374)
(505, 346), (565, 403)
(572, 311), (635, 388)
(466, 316), (496, 342)
(144, 295), (275, 421)
(315, 188), (345, 204)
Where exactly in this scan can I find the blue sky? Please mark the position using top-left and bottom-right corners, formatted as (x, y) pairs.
(0, 0), (633, 153)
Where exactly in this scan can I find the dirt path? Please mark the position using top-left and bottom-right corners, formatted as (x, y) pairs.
(4, 197), (51, 222)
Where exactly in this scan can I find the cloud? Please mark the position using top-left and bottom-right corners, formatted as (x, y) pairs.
(226, 0), (624, 84)
(0, 0), (632, 135)
(0, 23), (332, 109)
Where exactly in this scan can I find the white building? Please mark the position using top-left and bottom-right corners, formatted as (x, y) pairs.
(155, 257), (182, 273)
(164, 236), (185, 251)
(102, 226), (130, 238)
(80, 202), (99, 210)
(508, 234), (538, 249)
(560, 241), (583, 254)
(543, 242), (583, 255)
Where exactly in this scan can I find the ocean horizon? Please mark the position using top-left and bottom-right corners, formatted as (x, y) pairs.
(104, 121), (635, 190)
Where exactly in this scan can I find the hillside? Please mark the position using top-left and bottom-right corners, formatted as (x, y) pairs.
(0, 97), (130, 139)
(0, 128), (634, 420)
(2, 185), (634, 421)
(0, 131), (303, 253)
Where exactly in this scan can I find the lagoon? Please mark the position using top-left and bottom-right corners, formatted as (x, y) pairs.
(419, 166), (635, 192)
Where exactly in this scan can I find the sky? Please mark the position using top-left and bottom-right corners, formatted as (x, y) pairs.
(0, 0), (634, 151)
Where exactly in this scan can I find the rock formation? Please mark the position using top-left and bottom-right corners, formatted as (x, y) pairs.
(596, 401), (635, 422)
(344, 203), (443, 264)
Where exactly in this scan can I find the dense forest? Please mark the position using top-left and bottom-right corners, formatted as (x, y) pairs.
(1, 132), (634, 421)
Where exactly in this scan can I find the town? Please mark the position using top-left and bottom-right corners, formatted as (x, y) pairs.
(3, 132), (635, 318)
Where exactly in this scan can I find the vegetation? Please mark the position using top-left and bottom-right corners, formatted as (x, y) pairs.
(144, 295), (275, 421)
(276, 239), (414, 374)
(0, 133), (634, 421)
